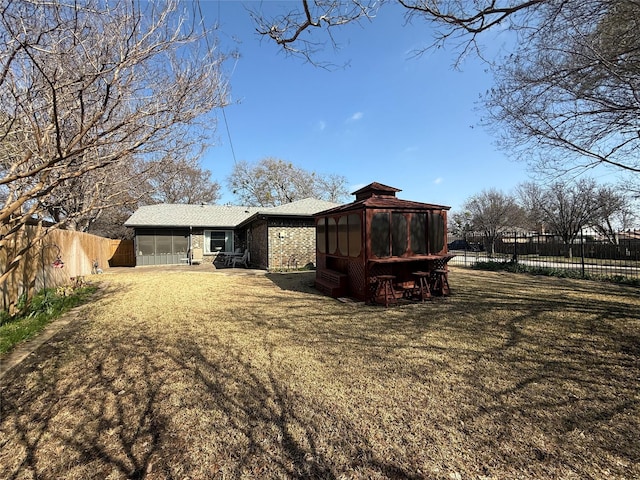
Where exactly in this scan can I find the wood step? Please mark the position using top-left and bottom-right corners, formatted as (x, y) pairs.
(315, 268), (349, 298)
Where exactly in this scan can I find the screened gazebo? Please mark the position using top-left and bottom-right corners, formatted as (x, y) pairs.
(314, 182), (452, 303)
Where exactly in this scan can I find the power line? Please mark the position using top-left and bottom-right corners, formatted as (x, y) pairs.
(196, 0), (238, 166)
(221, 106), (237, 165)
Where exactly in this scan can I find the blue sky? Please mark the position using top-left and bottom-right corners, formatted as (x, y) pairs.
(196, 0), (532, 213)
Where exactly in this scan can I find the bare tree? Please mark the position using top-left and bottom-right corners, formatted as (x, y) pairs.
(147, 158), (221, 205)
(0, 0), (229, 288)
(463, 188), (524, 255)
(40, 156), (158, 233)
(448, 210), (473, 238)
(316, 173), (351, 203)
(518, 179), (606, 256)
(486, 0), (640, 183)
(253, 1), (639, 190)
(591, 186), (637, 244)
(251, 0), (548, 64)
(227, 157), (349, 207)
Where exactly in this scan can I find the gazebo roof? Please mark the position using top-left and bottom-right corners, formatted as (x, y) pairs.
(316, 182), (450, 216)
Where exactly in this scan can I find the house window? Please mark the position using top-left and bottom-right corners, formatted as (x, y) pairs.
(204, 230), (233, 254)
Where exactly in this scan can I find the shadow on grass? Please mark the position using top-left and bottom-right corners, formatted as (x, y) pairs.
(265, 271), (321, 296)
(224, 270), (640, 477)
(0, 329), (424, 479)
(0, 269), (638, 479)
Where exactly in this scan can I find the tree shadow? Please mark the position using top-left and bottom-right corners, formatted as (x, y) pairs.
(0, 327), (427, 479)
(1, 269), (638, 479)
(265, 271), (323, 296)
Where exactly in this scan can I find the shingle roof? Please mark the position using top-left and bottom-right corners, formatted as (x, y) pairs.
(264, 198), (340, 215)
(124, 204), (259, 228)
(124, 198), (342, 228)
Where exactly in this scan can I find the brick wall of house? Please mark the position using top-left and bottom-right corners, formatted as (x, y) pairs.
(189, 228), (215, 263)
(267, 218), (316, 270)
(187, 218), (318, 270)
(192, 228), (247, 265)
(190, 229), (204, 251)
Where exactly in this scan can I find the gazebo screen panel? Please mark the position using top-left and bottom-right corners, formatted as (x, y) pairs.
(411, 213), (427, 254)
(338, 216), (349, 256)
(348, 214), (362, 257)
(371, 213), (390, 257)
(316, 218), (326, 254)
(428, 212), (445, 254)
(327, 217), (337, 254)
(391, 213), (408, 256)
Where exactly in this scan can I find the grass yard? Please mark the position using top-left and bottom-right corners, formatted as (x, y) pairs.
(0, 267), (638, 479)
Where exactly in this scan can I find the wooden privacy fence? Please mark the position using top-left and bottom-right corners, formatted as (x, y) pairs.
(0, 226), (128, 312)
(109, 239), (135, 267)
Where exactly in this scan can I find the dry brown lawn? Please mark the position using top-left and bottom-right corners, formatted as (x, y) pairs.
(0, 266), (638, 479)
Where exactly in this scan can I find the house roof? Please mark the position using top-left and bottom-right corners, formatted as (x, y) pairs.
(260, 198), (340, 215)
(124, 198), (341, 229)
(124, 204), (258, 228)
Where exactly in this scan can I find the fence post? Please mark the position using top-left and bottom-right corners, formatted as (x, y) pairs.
(580, 229), (585, 278)
(513, 231), (518, 263)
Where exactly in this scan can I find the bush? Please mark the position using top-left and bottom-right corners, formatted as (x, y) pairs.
(470, 260), (639, 286)
(0, 285), (97, 354)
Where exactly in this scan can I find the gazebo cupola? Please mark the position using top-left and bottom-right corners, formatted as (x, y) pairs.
(353, 182), (401, 201)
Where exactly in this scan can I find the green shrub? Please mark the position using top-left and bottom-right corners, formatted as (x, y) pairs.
(470, 260), (638, 286)
(0, 285), (97, 354)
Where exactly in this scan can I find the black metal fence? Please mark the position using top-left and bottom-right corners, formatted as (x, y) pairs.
(447, 230), (640, 280)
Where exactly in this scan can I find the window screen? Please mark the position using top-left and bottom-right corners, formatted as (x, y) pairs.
(348, 214), (361, 257)
(156, 235), (172, 254)
(327, 217), (337, 254)
(428, 212), (445, 254)
(173, 235), (188, 255)
(338, 216), (349, 256)
(316, 218), (326, 253)
(371, 213), (390, 257)
(137, 235), (154, 255)
(391, 213), (407, 256)
(411, 213), (427, 254)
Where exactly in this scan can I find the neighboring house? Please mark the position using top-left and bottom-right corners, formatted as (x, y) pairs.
(124, 198), (340, 270)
